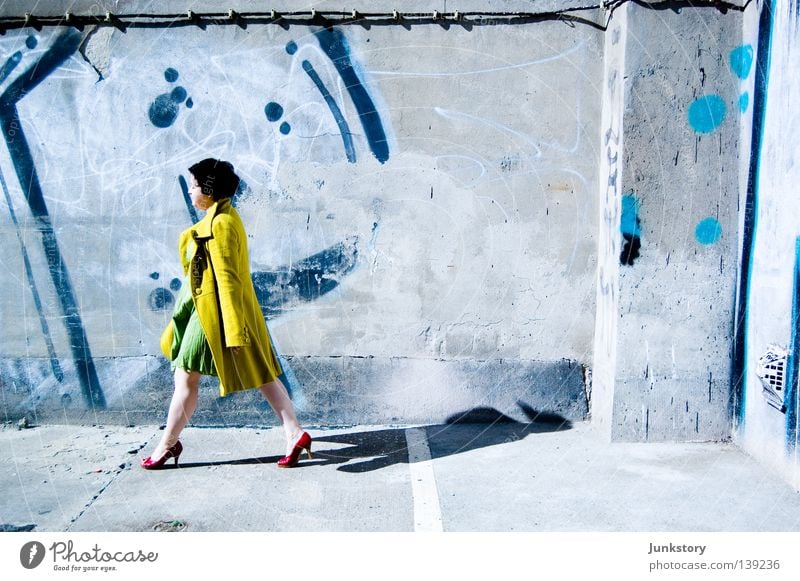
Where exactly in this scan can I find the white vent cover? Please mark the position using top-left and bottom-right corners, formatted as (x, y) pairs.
(756, 345), (787, 412)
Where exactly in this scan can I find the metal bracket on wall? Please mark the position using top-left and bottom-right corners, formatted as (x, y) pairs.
(0, 9), (609, 33)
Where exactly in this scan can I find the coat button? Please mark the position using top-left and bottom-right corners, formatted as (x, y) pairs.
(195, 288), (202, 295)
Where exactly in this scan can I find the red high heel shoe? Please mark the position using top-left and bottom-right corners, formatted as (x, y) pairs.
(277, 432), (312, 468)
(140, 441), (183, 470)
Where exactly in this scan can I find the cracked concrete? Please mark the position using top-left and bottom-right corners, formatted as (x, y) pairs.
(0, 424), (152, 531)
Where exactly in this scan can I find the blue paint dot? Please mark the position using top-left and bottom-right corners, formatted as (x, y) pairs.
(164, 68), (179, 83)
(286, 41), (298, 55)
(688, 95), (727, 134)
(696, 217), (722, 245)
(149, 272), (160, 280)
(280, 122), (291, 135)
(148, 288), (174, 311)
(169, 278), (182, 292)
(185, 97), (194, 109)
(148, 94), (179, 128)
(171, 86), (188, 103)
(739, 92), (749, 113)
(265, 102), (284, 122)
(25, 36), (37, 49)
(729, 45), (754, 79)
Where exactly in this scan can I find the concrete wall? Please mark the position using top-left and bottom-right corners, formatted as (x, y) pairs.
(593, 2), (746, 442)
(0, 3), (602, 426)
(2, 1), (778, 457)
(736, 0), (800, 489)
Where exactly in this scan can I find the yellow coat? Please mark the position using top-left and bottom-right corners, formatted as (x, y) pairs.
(160, 198), (282, 396)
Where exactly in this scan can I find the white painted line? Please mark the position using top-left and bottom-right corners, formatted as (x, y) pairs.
(405, 427), (443, 532)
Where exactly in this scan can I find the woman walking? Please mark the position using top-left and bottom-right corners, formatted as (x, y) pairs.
(141, 158), (311, 469)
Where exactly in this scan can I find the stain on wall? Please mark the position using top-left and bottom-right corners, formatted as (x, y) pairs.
(620, 194), (641, 265)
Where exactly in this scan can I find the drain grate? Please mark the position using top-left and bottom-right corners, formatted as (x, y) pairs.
(756, 345), (787, 413)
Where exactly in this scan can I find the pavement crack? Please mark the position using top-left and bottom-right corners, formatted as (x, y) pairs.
(65, 440), (149, 531)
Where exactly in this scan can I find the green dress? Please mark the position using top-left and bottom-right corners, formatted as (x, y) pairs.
(169, 244), (217, 376)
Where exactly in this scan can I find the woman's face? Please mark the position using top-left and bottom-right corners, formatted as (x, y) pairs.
(189, 175), (214, 211)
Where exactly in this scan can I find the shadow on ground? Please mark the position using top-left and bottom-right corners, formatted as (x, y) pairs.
(173, 401), (572, 473)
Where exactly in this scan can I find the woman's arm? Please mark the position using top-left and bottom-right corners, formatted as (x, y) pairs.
(207, 213), (248, 348)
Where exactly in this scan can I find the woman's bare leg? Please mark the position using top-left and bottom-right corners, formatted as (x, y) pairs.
(149, 369), (201, 459)
(259, 378), (304, 454)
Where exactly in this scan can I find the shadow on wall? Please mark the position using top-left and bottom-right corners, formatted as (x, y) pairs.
(170, 401), (571, 473)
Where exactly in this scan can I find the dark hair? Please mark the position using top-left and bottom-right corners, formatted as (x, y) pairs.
(188, 158), (240, 201)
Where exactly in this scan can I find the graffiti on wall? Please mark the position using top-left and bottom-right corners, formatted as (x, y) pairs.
(685, 43), (754, 250)
(734, 1), (775, 427)
(0, 29), (105, 408)
(619, 194), (641, 265)
(0, 15), (603, 429)
(148, 67), (193, 128)
(0, 25), (390, 411)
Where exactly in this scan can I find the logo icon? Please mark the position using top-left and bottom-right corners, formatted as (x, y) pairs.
(20, 541), (46, 569)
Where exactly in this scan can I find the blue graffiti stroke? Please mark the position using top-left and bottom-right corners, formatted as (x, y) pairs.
(0, 29), (105, 408)
(314, 27), (389, 163)
(302, 60), (356, 163)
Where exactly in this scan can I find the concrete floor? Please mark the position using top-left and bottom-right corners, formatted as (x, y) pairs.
(1, 420), (799, 532)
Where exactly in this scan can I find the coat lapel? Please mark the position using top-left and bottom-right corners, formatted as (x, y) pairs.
(192, 200), (224, 240)
(183, 199), (231, 265)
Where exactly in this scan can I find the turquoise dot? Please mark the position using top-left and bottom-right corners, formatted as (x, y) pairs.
(186, 98), (194, 109)
(25, 36), (37, 49)
(688, 95), (727, 134)
(739, 92), (749, 113)
(279, 122), (291, 135)
(696, 218), (722, 245)
(164, 68), (179, 83)
(286, 41), (298, 55)
(729, 45), (754, 79)
(620, 195), (641, 237)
